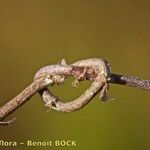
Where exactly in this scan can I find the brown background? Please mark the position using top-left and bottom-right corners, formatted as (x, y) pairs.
(0, 0), (150, 149)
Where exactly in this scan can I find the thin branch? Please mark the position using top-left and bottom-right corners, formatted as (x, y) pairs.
(0, 77), (54, 124)
(0, 58), (149, 125)
(110, 73), (150, 90)
(40, 74), (106, 112)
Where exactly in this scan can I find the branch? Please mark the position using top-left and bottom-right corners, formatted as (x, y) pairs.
(39, 74), (106, 112)
(0, 77), (54, 125)
(110, 73), (150, 90)
(0, 58), (149, 125)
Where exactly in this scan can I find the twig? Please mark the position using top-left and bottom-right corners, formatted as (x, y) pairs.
(38, 58), (110, 111)
(40, 74), (106, 112)
(110, 73), (150, 90)
(0, 58), (149, 125)
(0, 77), (54, 124)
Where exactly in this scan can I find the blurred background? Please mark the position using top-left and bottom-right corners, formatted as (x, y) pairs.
(0, 0), (150, 149)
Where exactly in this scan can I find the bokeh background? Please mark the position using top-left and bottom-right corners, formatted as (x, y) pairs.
(0, 0), (150, 150)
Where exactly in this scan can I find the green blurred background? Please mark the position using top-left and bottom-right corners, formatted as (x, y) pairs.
(0, 0), (150, 149)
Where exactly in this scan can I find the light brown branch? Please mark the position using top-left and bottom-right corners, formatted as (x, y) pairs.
(0, 58), (149, 125)
(0, 77), (54, 125)
(40, 74), (106, 112)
